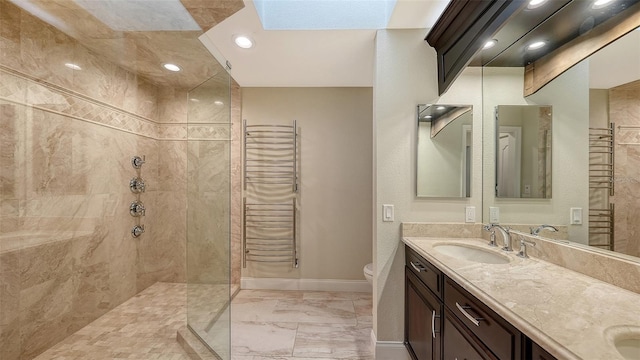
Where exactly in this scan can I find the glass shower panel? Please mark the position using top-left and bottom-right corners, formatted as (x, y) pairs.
(186, 69), (232, 359)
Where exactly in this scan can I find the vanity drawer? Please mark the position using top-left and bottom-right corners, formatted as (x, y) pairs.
(444, 277), (522, 360)
(406, 246), (443, 299)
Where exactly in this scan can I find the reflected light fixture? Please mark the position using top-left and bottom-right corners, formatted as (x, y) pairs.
(483, 39), (498, 50)
(527, 41), (546, 51)
(422, 115), (432, 119)
(528, 0), (548, 9)
(592, 0), (615, 9)
(64, 63), (82, 70)
(234, 35), (254, 49)
(163, 63), (181, 72)
(436, 106), (446, 110)
(214, 100), (224, 106)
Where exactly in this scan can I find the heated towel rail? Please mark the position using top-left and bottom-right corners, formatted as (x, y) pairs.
(243, 120), (299, 268)
(588, 124), (615, 250)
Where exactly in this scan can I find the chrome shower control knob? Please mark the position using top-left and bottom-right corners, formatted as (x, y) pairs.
(129, 201), (146, 217)
(129, 177), (146, 193)
(131, 225), (145, 238)
(131, 155), (146, 169)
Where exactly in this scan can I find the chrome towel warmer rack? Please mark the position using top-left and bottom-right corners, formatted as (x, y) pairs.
(243, 120), (299, 268)
(588, 123), (615, 250)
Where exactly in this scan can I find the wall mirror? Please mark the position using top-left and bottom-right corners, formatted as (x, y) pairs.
(495, 105), (552, 199)
(482, 19), (640, 261)
(416, 104), (473, 198)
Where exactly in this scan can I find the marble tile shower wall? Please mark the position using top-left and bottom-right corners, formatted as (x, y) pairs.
(610, 81), (640, 258)
(0, 2), (222, 359)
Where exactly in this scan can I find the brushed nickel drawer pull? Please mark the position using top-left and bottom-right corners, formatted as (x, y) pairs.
(455, 302), (484, 327)
(431, 310), (436, 338)
(410, 261), (426, 273)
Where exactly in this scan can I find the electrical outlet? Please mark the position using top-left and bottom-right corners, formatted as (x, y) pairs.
(489, 207), (500, 223)
(465, 206), (475, 223)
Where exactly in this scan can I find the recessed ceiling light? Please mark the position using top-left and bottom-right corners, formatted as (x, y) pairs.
(423, 115), (432, 119)
(527, 41), (547, 51)
(592, 0), (615, 9)
(163, 63), (181, 72)
(527, 0), (548, 9)
(214, 100), (224, 106)
(190, 98), (200, 102)
(436, 106), (446, 110)
(65, 63), (82, 70)
(234, 35), (254, 49)
(483, 39), (498, 50)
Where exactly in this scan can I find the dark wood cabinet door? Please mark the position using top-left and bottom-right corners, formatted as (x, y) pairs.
(405, 268), (442, 360)
(443, 310), (497, 360)
(529, 340), (557, 360)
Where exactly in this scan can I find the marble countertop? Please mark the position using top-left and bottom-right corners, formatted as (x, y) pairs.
(402, 237), (640, 360)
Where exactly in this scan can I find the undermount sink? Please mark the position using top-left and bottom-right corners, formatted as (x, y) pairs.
(615, 338), (640, 360)
(433, 243), (510, 264)
(605, 325), (640, 360)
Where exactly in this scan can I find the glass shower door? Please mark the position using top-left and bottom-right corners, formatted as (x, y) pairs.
(186, 67), (231, 359)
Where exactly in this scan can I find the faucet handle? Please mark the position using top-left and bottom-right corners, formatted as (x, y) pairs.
(517, 236), (536, 258)
(488, 231), (498, 247)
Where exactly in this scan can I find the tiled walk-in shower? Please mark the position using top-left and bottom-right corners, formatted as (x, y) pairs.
(32, 283), (373, 360)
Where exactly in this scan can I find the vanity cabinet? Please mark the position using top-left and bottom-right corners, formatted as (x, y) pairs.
(526, 339), (557, 360)
(405, 247), (443, 360)
(444, 277), (522, 360)
(405, 245), (557, 360)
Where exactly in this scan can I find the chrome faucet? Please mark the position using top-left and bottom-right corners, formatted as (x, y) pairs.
(483, 224), (512, 252)
(530, 224), (558, 236)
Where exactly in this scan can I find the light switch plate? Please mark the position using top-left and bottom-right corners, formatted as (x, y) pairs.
(465, 206), (475, 223)
(489, 207), (500, 223)
(570, 207), (583, 224)
(382, 204), (394, 222)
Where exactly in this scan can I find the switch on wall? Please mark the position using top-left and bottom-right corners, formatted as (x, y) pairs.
(570, 207), (582, 224)
(383, 204), (394, 222)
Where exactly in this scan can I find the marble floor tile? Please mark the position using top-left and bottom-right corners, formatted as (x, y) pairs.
(232, 322), (298, 356)
(271, 299), (357, 325)
(28, 285), (373, 360)
(230, 289), (373, 360)
(292, 323), (373, 359)
(33, 282), (189, 360)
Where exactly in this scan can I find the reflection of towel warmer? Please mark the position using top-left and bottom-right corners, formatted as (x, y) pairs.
(242, 120), (299, 268)
(588, 124), (614, 250)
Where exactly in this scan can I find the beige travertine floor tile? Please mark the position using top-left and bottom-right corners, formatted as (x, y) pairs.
(30, 285), (373, 360)
(230, 289), (373, 360)
(33, 283), (188, 360)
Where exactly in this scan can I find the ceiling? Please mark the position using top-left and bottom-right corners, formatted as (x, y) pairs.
(201, 0), (451, 87)
(10, 0), (244, 89)
(11, 0), (450, 89)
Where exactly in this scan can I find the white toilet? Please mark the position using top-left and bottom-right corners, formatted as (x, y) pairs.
(363, 263), (373, 285)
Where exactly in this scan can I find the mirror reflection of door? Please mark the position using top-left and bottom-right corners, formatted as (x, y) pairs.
(497, 127), (521, 197)
(463, 125), (472, 197)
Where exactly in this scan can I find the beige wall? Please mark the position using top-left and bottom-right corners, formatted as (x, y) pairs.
(241, 87), (373, 281)
(373, 29), (483, 343)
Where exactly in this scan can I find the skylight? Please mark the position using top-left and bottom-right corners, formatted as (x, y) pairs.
(254, 0), (397, 30)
